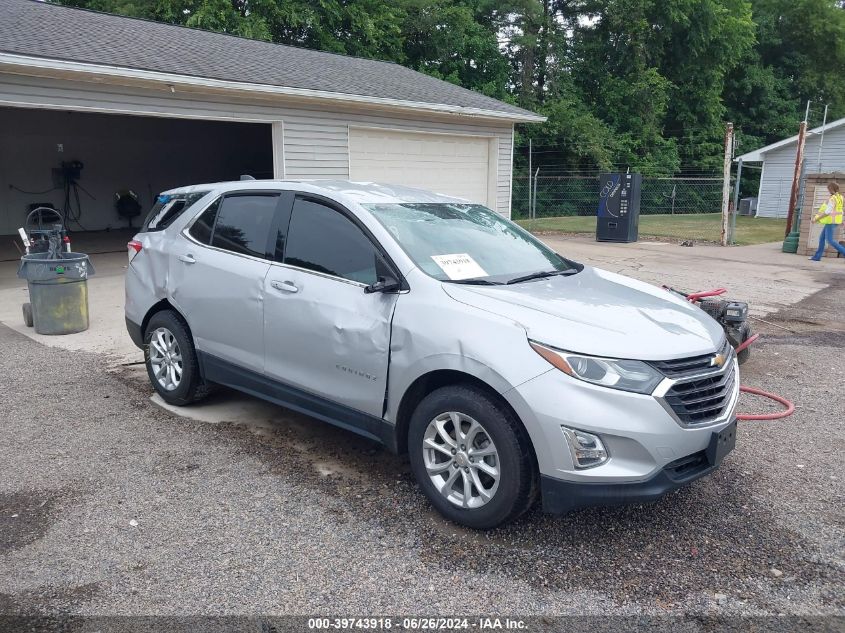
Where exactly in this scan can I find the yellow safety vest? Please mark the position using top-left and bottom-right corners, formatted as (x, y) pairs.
(819, 192), (844, 225)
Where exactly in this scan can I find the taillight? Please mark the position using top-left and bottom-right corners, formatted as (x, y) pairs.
(127, 239), (142, 263)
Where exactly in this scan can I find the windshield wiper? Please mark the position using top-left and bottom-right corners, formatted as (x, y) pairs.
(444, 278), (503, 285)
(506, 269), (578, 285)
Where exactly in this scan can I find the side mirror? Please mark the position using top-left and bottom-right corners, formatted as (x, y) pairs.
(365, 255), (401, 294)
(364, 274), (400, 294)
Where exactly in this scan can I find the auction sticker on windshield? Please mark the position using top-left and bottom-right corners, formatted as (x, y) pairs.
(431, 253), (488, 280)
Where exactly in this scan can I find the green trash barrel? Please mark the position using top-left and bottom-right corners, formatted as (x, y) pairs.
(17, 252), (95, 335)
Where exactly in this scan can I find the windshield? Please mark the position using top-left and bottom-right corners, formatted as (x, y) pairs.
(365, 203), (574, 283)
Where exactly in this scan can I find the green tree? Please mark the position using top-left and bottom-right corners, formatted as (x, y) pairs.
(725, 0), (845, 151)
(572, 0), (754, 171)
(401, 0), (510, 98)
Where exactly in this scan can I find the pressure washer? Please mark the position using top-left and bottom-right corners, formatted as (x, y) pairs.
(665, 285), (794, 421)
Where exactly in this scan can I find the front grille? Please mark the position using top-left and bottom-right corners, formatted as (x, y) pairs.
(650, 339), (732, 378)
(663, 363), (736, 425)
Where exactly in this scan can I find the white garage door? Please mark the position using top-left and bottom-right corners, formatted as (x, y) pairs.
(349, 127), (494, 206)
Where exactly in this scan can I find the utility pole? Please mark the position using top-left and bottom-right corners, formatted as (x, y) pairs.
(784, 121), (808, 239)
(720, 122), (734, 246)
(817, 104), (829, 171)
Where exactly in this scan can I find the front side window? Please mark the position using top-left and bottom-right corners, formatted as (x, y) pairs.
(210, 194), (279, 258)
(283, 198), (379, 285)
(365, 203), (573, 283)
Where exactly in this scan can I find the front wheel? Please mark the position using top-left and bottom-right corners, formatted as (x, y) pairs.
(408, 385), (537, 530)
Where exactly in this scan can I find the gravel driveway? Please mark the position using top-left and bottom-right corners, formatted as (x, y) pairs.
(1, 277), (843, 627)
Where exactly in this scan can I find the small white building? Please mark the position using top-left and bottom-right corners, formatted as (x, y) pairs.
(0, 0), (542, 236)
(736, 117), (845, 218)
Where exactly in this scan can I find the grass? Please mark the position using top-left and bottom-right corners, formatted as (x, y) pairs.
(515, 213), (787, 246)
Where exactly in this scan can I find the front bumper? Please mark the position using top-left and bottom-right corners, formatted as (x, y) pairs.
(501, 355), (739, 513)
(540, 421), (736, 514)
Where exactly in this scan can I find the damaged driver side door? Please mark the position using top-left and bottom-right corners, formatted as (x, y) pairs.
(263, 195), (398, 421)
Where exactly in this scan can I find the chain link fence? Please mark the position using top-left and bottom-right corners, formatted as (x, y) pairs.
(510, 169), (741, 243)
(512, 171), (724, 220)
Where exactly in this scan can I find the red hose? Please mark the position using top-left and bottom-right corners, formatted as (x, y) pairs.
(732, 334), (795, 420)
(734, 333), (759, 353)
(686, 288), (727, 302)
(737, 385), (795, 420)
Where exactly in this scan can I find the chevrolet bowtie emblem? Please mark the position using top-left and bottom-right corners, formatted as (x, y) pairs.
(711, 353), (726, 367)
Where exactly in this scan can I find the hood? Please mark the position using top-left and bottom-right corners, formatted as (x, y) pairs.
(442, 266), (724, 361)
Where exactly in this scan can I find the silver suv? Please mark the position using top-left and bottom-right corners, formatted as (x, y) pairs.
(125, 180), (738, 529)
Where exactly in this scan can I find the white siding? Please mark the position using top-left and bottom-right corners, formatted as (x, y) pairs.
(0, 72), (515, 217)
(756, 125), (845, 218)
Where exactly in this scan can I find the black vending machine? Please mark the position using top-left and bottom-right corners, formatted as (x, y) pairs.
(596, 172), (641, 242)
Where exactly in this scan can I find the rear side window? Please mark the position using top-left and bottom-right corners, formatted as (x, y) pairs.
(210, 194), (279, 258)
(283, 197), (379, 285)
(142, 191), (208, 232)
(188, 199), (220, 245)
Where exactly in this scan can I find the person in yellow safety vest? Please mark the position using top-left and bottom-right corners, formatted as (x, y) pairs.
(809, 181), (845, 261)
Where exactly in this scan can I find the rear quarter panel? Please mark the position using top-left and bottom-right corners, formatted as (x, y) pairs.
(124, 230), (172, 327)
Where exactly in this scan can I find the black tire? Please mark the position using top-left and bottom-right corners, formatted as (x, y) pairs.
(144, 310), (214, 406)
(22, 303), (33, 328)
(408, 384), (537, 530)
(736, 323), (752, 365)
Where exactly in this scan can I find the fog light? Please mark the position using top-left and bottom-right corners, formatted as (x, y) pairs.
(561, 427), (609, 469)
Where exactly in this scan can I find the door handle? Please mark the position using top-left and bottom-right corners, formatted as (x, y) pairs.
(177, 254), (196, 264)
(270, 280), (299, 293)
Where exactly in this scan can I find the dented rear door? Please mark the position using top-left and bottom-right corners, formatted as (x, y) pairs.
(171, 192), (279, 373)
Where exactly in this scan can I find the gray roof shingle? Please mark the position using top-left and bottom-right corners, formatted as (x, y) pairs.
(0, 0), (541, 121)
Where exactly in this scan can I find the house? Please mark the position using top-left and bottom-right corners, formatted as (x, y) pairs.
(0, 0), (542, 236)
(735, 116), (845, 218)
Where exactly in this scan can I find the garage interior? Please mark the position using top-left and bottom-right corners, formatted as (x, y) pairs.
(0, 106), (273, 259)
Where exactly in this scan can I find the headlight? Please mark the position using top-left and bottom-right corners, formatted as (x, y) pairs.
(529, 341), (663, 394)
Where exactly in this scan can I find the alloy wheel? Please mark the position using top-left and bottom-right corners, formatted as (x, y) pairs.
(422, 412), (500, 509)
(148, 326), (183, 391)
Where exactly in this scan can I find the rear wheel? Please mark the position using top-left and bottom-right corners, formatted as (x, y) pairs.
(408, 385), (537, 530)
(22, 303), (33, 328)
(144, 310), (213, 405)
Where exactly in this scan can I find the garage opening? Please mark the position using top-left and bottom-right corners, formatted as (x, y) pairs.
(349, 127), (497, 208)
(0, 106), (273, 258)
